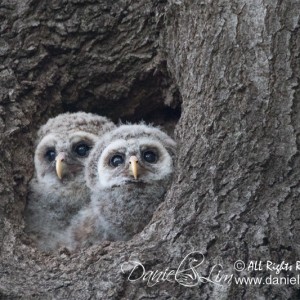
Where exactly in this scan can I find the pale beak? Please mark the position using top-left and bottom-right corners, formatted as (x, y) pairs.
(129, 156), (139, 180)
(55, 152), (67, 180)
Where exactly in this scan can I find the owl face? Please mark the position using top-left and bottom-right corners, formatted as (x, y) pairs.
(86, 124), (176, 190)
(35, 131), (98, 184)
(98, 137), (173, 188)
(34, 112), (116, 185)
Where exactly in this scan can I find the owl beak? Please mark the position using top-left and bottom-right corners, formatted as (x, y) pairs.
(55, 152), (67, 180)
(129, 156), (139, 180)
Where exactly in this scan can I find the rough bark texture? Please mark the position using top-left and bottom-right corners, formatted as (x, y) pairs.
(1, 0), (300, 299)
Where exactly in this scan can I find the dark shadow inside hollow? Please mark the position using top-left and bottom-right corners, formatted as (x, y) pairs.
(60, 62), (182, 135)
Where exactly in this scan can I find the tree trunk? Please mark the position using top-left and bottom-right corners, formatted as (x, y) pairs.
(1, 0), (300, 299)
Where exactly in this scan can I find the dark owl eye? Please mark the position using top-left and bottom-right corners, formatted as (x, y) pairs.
(143, 150), (157, 163)
(74, 143), (91, 157)
(110, 155), (124, 167)
(45, 149), (56, 162)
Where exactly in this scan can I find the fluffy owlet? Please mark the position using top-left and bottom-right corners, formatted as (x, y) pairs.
(24, 112), (116, 251)
(66, 124), (176, 249)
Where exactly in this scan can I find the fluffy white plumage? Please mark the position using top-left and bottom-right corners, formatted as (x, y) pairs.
(24, 112), (116, 251)
(66, 123), (176, 249)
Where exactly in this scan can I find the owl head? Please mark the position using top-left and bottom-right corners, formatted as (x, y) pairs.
(34, 112), (116, 184)
(85, 124), (176, 190)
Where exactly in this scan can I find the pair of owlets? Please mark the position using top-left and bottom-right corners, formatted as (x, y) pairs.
(24, 112), (176, 251)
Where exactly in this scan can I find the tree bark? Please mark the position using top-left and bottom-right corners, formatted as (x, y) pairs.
(1, 0), (300, 299)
